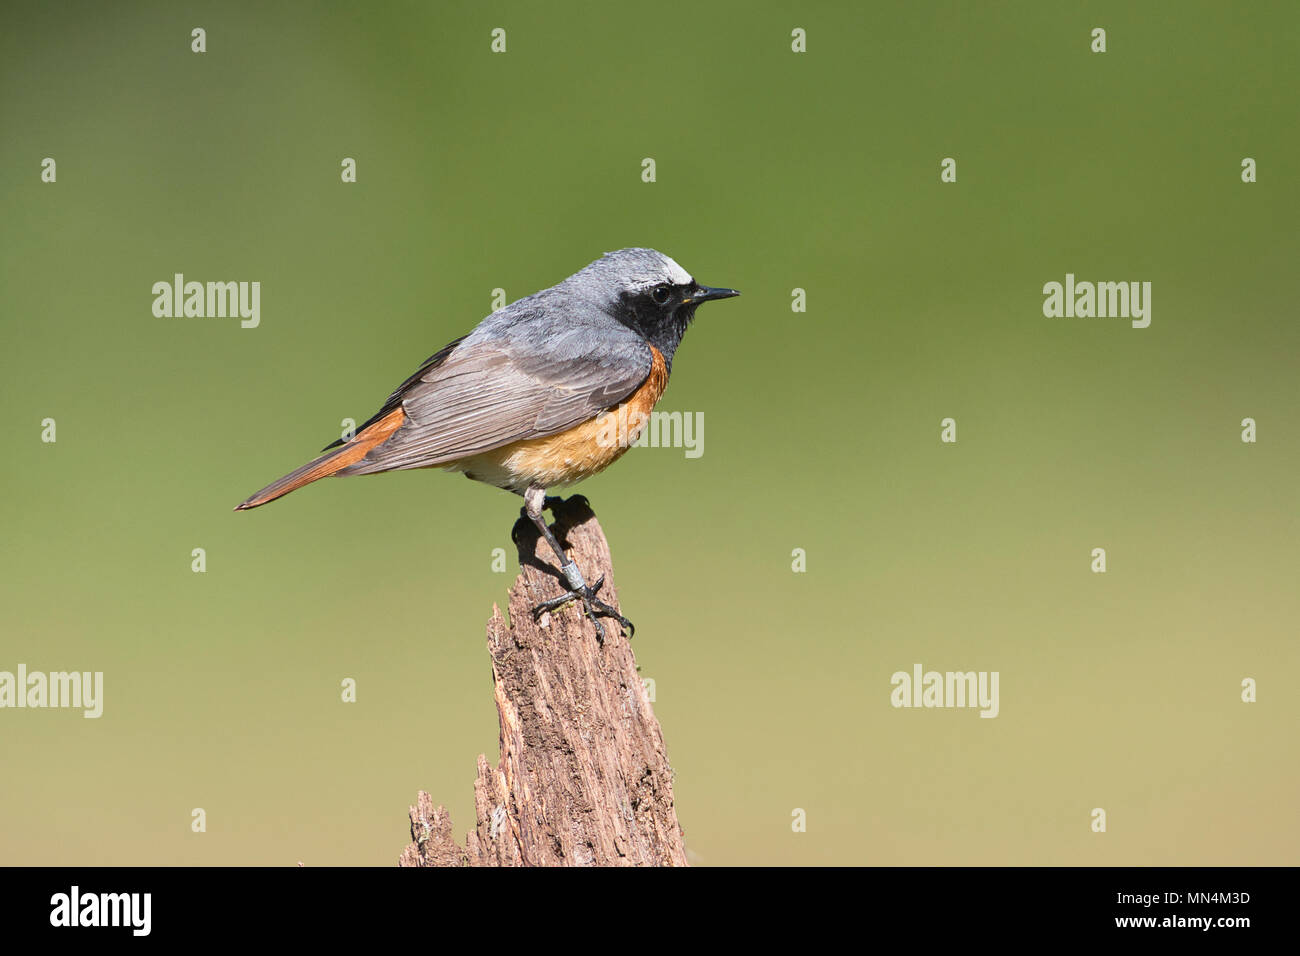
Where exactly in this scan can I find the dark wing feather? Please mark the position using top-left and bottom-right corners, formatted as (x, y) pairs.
(320, 335), (467, 451)
(337, 326), (652, 475)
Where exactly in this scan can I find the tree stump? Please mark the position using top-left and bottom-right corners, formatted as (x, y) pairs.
(398, 495), (688, 867)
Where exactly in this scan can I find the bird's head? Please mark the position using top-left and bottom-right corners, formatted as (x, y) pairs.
(578, 248), (739, 367)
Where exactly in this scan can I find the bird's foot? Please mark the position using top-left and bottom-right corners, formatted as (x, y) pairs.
(531, 573), (634, 643)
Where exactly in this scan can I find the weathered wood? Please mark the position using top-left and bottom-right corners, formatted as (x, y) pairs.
(398, 495), (688, 867)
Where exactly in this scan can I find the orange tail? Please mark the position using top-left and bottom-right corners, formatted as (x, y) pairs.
(234, 408), (406, 511)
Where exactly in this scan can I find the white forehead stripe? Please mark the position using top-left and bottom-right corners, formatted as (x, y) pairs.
(593, 248), (696, 292)
(622, 255), (691, 291)
(659, 255), (692, 285)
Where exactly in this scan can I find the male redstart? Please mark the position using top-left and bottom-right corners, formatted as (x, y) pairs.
(235, 248), (739, 638)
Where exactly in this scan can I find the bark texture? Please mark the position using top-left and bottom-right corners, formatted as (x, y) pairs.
(398, 495), (688, 867)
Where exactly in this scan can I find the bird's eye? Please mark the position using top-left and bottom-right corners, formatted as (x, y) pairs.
(651, 285), (672, 305)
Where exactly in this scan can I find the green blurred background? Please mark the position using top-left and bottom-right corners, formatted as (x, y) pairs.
(2, 1), (1296, 866)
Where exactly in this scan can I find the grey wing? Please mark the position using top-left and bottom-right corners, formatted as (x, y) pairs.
(339, 327), (653, 474)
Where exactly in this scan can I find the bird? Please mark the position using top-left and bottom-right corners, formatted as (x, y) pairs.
(234, 248), (739, 639)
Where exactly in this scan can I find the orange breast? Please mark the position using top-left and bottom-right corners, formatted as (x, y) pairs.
(453, 346), (669, 492)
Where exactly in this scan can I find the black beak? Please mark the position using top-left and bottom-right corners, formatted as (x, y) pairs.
(685, 284), (740, 305)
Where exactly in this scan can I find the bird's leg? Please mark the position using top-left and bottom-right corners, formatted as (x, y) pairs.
(523, 485), (634, 642)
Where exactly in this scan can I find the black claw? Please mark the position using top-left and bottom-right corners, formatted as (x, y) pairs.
(530, 573), (634, 642)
